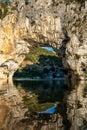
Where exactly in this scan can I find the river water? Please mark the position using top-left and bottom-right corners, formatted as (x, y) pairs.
(0, 79), (87, 130)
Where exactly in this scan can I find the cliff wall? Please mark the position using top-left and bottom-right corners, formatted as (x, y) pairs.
(0, 0), (87, 79)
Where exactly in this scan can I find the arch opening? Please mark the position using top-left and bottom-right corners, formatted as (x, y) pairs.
(12, 45), (70, 122)
(13, 46), (68, 80)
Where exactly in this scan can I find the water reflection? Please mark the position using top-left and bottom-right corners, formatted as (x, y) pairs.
(14, 79), (71, 130)
(0, 79), (27, 130)
(0, 79), (87, 130)
(67, 80), (87, 130)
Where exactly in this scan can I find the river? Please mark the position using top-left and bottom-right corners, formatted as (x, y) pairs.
(0, 79), (87, 130)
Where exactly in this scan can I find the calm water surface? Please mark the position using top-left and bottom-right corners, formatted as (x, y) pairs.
(0, 79), (87, 130)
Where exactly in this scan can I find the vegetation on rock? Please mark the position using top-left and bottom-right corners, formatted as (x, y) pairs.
(0, 2), (9, 19)
(25, 47), (62, 66)
(13, 47), (64, 78)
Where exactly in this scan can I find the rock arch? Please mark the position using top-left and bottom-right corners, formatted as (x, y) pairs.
(0, 0), (87, 80)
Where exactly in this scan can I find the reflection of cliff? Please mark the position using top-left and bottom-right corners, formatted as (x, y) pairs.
(13, 79), (72, 130)
(0, 80), (87, 130)
(0, 80), (27, 130)
(67, 81), (87, 130)
(0, 79), (69, 130)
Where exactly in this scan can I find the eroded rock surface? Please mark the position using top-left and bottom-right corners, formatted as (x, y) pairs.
(0, 0), (87, 79)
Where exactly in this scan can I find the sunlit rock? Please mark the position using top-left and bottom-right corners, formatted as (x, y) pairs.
(0, 0), (87, 79)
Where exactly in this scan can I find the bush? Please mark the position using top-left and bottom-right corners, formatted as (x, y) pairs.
(0, 2), (9, 19)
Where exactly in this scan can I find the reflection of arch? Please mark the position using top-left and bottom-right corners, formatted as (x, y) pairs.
(31, 104), (58, 120)
(24, 103), (71, 130)
(67, 81), (87, 130)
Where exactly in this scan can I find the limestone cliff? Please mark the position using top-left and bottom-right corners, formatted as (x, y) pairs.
(0, 2), (30, 79)
(0, 0), (87, 79)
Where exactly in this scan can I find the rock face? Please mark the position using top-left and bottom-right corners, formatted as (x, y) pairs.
(0, 8), (30, 79)
(0, 0), (87, 79)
